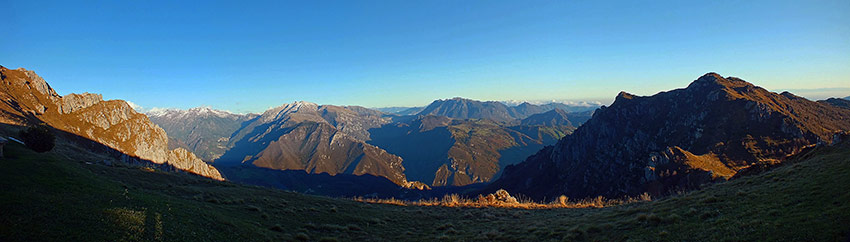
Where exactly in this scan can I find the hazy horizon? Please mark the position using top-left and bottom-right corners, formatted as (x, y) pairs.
(3, 0), (849, 113)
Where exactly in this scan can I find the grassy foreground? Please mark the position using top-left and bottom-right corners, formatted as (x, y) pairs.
(1, 140), (849, 241)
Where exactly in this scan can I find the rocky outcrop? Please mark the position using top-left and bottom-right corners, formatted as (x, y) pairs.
(59, 93), (103, 114)
(0, 66), (223, 180)
(168, 148), (223, 179)
(489, 73), (850, 200)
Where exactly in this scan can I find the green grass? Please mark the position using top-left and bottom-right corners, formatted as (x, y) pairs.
(1, 140), (849, 241)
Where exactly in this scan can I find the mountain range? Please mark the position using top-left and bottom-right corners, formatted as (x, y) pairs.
(146, 98), (590, 190)
(414, 97), (595, 123)
(488, 73), (850, 200)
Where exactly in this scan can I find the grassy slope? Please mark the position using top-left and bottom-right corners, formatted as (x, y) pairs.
(1, 141), (848, 241)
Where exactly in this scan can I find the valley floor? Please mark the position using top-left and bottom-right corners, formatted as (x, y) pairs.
(1, 141), (849, 241)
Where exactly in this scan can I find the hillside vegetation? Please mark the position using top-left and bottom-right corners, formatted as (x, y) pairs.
(2, 137), (848, 241)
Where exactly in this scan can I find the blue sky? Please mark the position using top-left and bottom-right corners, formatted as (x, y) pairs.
(3, 0), (849, 113)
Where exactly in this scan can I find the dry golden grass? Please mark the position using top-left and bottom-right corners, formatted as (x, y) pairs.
(352, 191), (653, 209)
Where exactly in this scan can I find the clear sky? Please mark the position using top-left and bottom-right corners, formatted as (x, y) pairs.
(3, 0), (849, 113)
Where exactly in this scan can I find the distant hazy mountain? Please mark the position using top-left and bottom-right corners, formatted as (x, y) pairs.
(368, 115), (574, 186)
(489, 73), (850, 200)
(148, 107), (257, 161)
(502, 100), (602, 113)
(509, 101), (600, 113)
(818, 98), (850, 110)
(374, 106), (425, 115)
(417, 97), (598, 123)
(416, 98), (519, 122)
(520, 109), (573, 126)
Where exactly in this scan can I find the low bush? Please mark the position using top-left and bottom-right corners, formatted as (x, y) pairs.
(19, 124), (55, 153)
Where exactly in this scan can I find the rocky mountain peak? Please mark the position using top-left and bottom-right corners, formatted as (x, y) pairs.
(6, 66), (60, 98)
(186, 106), (237, 118)
(59, 92), (103, 114)
(261, 101), (320, 122)
(615, 91), (636, 101)
(687, 73), (756, 93)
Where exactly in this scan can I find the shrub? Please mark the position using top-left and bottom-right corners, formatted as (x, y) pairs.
(558, 195), (568, 206)
(19, 124), (55, 153)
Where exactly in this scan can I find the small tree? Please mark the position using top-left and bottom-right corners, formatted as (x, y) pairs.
(19, 124), (55, 153)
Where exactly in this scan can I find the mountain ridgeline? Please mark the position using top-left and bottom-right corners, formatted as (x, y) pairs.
(489, 73), (850, 200)
(415, 97), (594, 124)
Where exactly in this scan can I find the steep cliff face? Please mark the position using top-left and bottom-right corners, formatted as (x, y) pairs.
(0, 66), (222, 180)
(490, 73), (850, 200)
(217, 101), (413, 187)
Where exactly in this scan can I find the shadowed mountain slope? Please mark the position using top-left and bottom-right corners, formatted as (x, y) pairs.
(489, 73), (850, 200)
(819, 97), (850, 110)
(520, 108), (573, 126)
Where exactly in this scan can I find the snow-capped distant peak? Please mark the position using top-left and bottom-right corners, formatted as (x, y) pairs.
(187, 106), (234, 117)
(146, 107), (179, 117)
(260, 101), (320, 122)
(146, 106), (238, 119)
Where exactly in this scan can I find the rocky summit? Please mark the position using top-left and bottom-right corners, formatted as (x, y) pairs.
(489, 73), (850, 200)
(0, 66), (223, 180)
